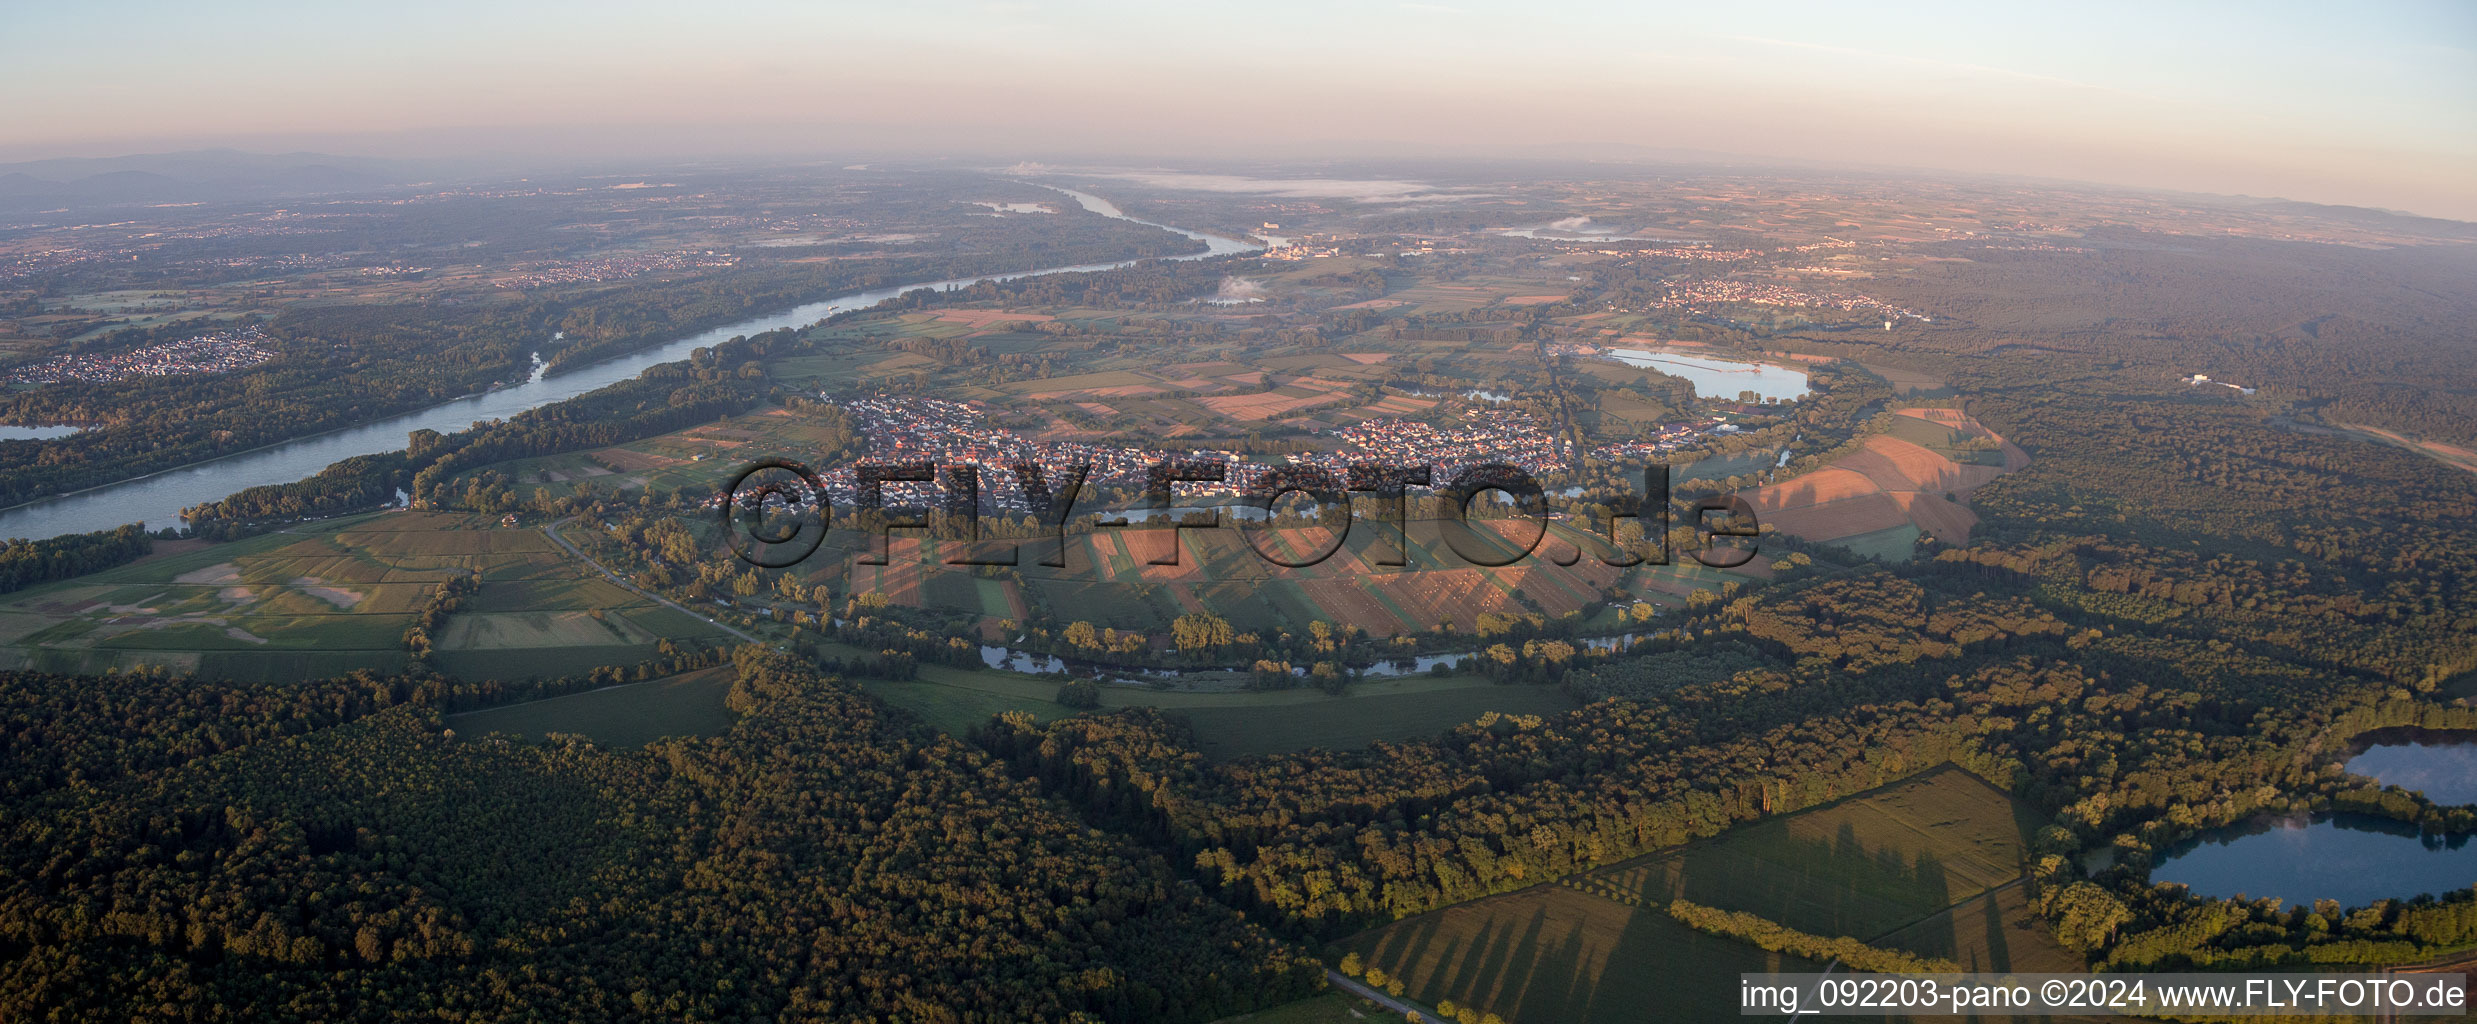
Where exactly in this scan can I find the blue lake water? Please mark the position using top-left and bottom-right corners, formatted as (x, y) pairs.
(1499, 226), (1702, 243)
(0, 425), (85, 441)
(2152, 813), (2477, 909)
(972, 628), (1662, 684)
(2346, 732), (2477, 805)
(1604, 347), (1811, 403)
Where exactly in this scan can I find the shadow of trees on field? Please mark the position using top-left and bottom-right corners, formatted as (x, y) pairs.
(1344, 767), (2077, 1022)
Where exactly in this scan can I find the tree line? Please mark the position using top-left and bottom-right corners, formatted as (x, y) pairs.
(0, 523), (151, 594)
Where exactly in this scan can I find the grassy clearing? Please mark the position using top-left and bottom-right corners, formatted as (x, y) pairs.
(2442, 670), (2477, 702)
(1673, 449), (1776, 483)
(1826, 522), (1922, 562)
(1180, 684), (1577, 758)
(1857, 360), (1955, 398)
(862, 663), (1576, 757)
(860, 664), (1069, 736)
(445, 666), (737, 747)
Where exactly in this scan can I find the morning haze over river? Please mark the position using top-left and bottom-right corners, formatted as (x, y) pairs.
(5, 10), (2475, 1014)
(0, 188), (1253, 542)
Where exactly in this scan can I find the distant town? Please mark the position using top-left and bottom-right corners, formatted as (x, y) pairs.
(3, 325), (277, 385)
(710, 391), (1761, 519)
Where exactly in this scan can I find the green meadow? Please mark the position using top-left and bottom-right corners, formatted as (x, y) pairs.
(864, 662), (1578, 758)
(446, 665), (739, 747)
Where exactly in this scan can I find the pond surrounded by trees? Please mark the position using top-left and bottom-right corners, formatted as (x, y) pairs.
(2345, 729), (2477, 805)
(2152, 815), (2477, 910)
(2150, 733), (2477, 909)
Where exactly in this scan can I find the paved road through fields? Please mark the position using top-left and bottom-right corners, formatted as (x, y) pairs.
(543, 517), (767, 648)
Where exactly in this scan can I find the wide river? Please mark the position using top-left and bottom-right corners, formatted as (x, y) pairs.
(0, 188), (1254, 542)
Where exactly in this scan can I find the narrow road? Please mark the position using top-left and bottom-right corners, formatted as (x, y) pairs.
(1529, 323), (1580, 466)
(2375, 948), (2477, 1024)
(542, 517), (768, 647)
(1325, 970), (1432, 1021)
(1788, 960), (1840, 1023)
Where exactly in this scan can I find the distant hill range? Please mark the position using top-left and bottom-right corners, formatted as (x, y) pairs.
(2231, 196), (2477, 238)
(0, 149), (422, 211)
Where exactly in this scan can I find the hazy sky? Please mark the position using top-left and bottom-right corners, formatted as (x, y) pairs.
(6, 0), (2474, 218)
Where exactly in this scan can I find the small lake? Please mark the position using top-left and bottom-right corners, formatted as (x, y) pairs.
(0, 425), (85, 441)
(973, 629), (1660, 683)
(2151, 813), (2477, 909)
(1499, 225), (1702, 244)
(1606, 347), (1810, 403)
(2345, 729), (2477, 805)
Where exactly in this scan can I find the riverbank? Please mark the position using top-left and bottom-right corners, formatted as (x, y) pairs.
(0, 189), (1261, 543)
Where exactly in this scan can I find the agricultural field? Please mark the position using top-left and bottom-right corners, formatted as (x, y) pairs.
(1872, 880), (2087, 973)
(1176, 681), (1577, 758)
(784, 309), (1459, 439)
(802, 513), (1747, 641)
(864, 661), (1577, 758)
(1576, 766), (2042, 939)
(481, 406), (863, 503)
(0, 511), (728, 682)
(1338, 882), (1820, 1024)
(1856, 360), (1958, 399)
(1343, 767), (2075, 1024)
(1742, 407), (2029, 559)
(1364, 273), (1583, 316)
(445, 665), (739, 747)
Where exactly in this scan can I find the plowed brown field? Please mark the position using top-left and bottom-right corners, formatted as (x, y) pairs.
(1741, 410), (2025, 546)
(1761, 492), (1910, 539)
(1837, 435), (2005, 492)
